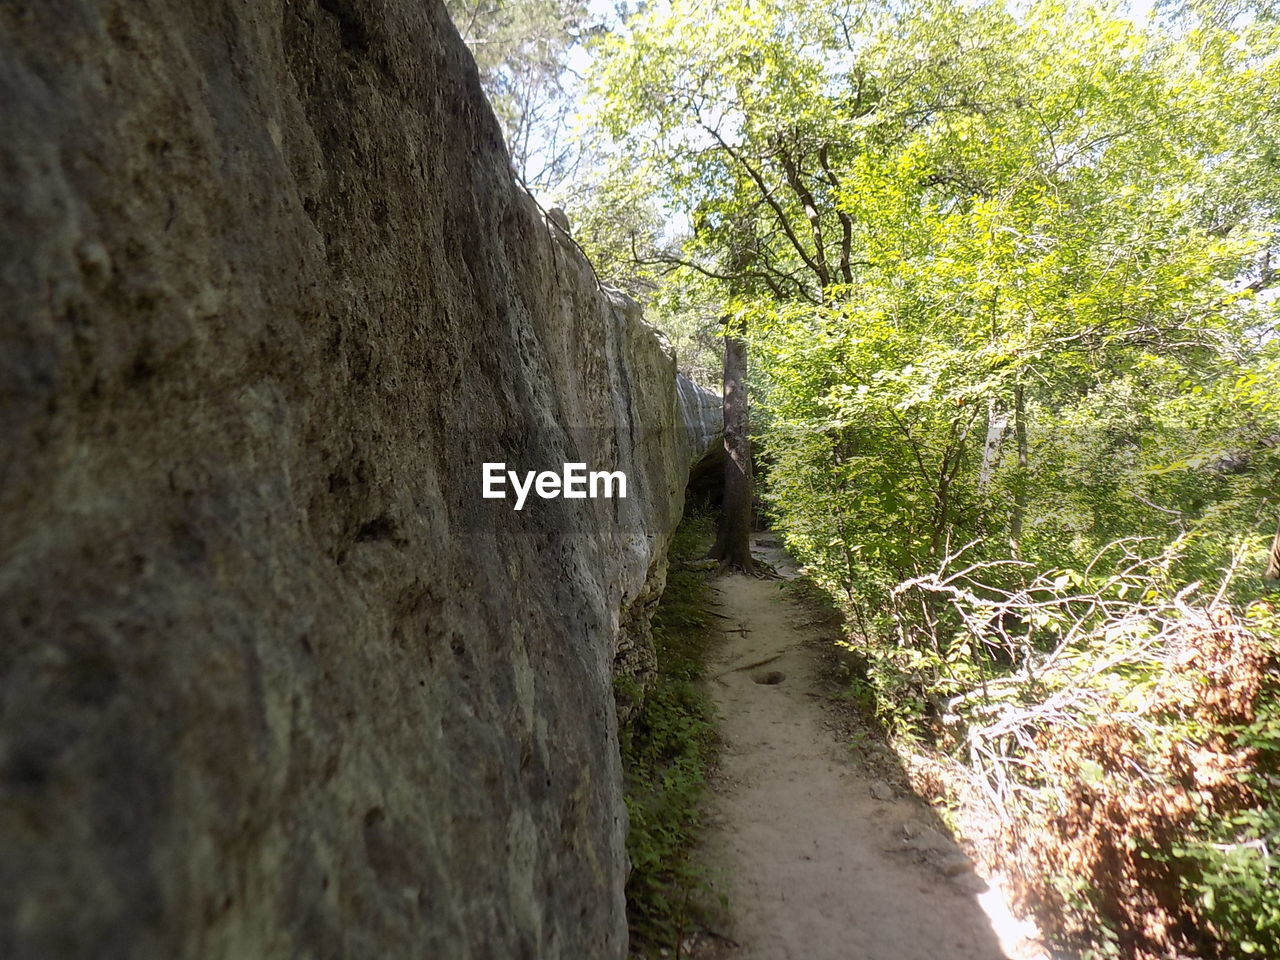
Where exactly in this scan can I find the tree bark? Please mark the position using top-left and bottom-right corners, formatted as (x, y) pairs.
(708, 316), (758, 573)
(1265, 512), (1280, 580)
(1010, 380), (1028, 560)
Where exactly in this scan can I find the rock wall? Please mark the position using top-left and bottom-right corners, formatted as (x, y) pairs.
(678, 372), (725, 460)
(0, 3), (718, 959)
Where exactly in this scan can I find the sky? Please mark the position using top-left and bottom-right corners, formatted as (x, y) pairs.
(532, 0), (1165, 206)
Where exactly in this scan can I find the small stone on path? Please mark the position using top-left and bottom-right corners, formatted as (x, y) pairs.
(869, 781), (895, 801)
(951, 871), (990, 895)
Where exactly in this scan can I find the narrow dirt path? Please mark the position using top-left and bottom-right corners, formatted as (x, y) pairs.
(698, 537), (1039, 960)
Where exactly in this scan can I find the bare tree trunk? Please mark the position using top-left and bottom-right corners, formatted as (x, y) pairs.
(708, 316), (758, 574)
(1266, 512), (1280, 580)
(978, 399), (1010, 497)
(1010, 380), (1028, 560)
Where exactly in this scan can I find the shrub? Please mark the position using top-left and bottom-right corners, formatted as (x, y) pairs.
(895, 544), (1280, 959)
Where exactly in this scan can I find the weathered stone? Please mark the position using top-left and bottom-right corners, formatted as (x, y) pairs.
(0, 3), (718, 959)
(546, 206), (572, 236)
(613, 553), (667, 726)
(680, 558), (720, 572)
(868, 780), (895, 802)
(951, 871), (990, 895)
(901, 823), (964, 857)
(938, 853), (977, 878)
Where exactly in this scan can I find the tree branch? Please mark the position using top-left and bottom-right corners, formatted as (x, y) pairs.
(777, 144), (831, 288)
(700, 122), (827, 289)
(628, 234), (816, 302)
(818, 144), (856, 285)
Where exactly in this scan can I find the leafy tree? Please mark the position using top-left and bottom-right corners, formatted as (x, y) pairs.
(591, 0), (1280, 952)
(446, 0), (595, 191)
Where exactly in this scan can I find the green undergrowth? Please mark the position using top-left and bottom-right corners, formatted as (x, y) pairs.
(792, 540), (1280, 959)
(619, 512), (723, 957)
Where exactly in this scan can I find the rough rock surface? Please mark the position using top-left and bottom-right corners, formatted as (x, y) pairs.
(0, 3), (718, 959)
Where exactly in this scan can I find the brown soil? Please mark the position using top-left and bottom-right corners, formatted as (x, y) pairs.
(692, 537), (1045, 960)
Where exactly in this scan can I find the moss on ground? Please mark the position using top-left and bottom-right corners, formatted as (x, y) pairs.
(620, 513), (724, 957)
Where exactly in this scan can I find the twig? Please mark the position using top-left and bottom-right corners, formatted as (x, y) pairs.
(713, 652), (785, 679)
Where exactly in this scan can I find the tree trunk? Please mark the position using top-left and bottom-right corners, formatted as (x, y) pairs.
(708, 316), (758, 573)
(978, 399), (1010, 497)
(1010, 380), (1028, 560)
(1266, 512), (1280, 580)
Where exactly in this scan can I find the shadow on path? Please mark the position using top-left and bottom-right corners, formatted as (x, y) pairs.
(695, 535), (1044, 960)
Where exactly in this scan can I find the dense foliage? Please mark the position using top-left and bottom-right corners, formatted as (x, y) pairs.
(584, 0), (1280, 954)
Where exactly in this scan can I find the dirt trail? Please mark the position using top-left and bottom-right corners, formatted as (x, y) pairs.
(699, 538), (1041, 960)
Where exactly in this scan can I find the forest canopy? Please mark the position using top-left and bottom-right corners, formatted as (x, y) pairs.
(590, 0), (1280, 585)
